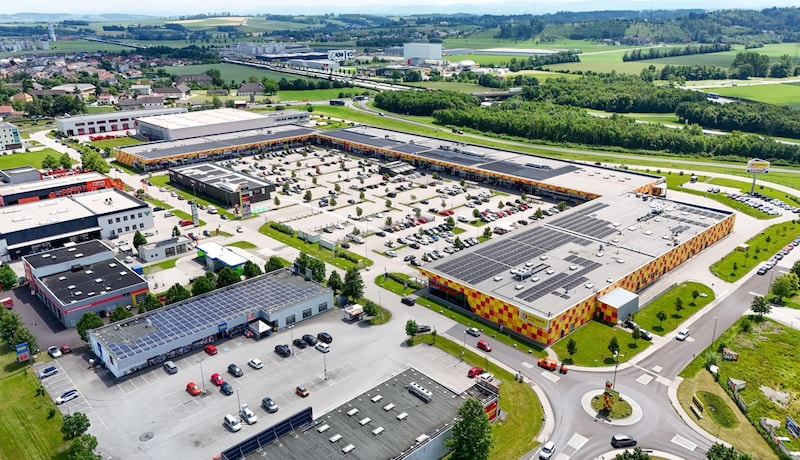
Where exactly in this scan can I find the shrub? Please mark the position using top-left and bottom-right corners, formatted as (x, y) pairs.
(270, 222), (294, 236)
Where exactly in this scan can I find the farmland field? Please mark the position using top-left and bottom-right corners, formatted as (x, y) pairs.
(710, 83), (800, 107)
(154, 63), (323, 84)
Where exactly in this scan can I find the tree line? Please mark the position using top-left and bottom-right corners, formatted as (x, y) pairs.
(622, 43), (731, 62)
(374, 90), (480, 117)
(676, 101), (800, 139)
(520, 74), (706, 113)
(431, 100), (800, 164)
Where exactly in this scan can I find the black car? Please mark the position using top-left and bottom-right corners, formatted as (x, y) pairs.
(409, 242), (420, 249)
(376, 231), (386, 237)
(341, 242), (351, 249)
(417, 325), (432, 333)
(153, 206), (164, 212)
(317, 332), (333, 344)
(262, 397), (279, 413)
(293, 338), (307, 349)
(274, 344), (291, 357)
(227, 363), (243, 377)
(302, 334), (318, 346)
(610, 434), (637, 448)
(220, 382), (234, 395)
(622, 319), (638, 330)
(401, 297), (416, 306)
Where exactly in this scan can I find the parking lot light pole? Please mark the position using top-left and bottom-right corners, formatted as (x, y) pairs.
(323, 352), (328, 380)
(612, 351), (624, 389)
(289, 325), (295, 347)
(236, 388), (241, 412)
(198, 358), (206, 394)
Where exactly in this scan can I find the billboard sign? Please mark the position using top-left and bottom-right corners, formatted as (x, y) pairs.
(747, 159), (770, 174)
(191, 203), (199, 226)
(787, 415), (799, 439)
(15, 342), (30, 362)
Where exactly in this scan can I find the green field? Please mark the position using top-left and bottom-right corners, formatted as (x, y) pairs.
(154, 63), (326, 85)
(0, 149), (64, 169)
(711, 83), (800, 107)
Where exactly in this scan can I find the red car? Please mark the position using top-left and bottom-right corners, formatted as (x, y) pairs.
(477, 340), (492, 352)
(179, 219), (194, 227)
(468, 366), (484, 378)
(59, 344), (73, 354)
(210, 373), (224, 386)
(186, 382), (201, 396)
(204, 344), (218, 355)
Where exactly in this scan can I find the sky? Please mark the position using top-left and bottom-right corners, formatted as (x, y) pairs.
(4, 0), (799, 16)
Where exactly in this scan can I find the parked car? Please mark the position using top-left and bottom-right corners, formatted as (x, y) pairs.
(468, 366), (484, 378)
(417, 324), (432, 333)
(302, 334), (318, 346)
(186, 382), (201, 396)
(38, 366), (58, 379)
(401, 297), (416, 306)
(227, 363), (243, 377)
(296, 385), (310, 397)
(239, 404), (258, 425)
(224, 414), (242, 432)
(55, 389), (80, 405)
(638, 329), (653, 341)
(317, 332), (333, 344)
(262, 396), (279, 413)
(48, 346), (62, 358)
(211, 373), (224, 386)
(204, 344), (218, 355)
(478, 372), (494, 382)
(220, 382), (234, 395)
(293, 338), (308, 349)
(163, 360), (178, 374)
(315, 342), (331, 353)
(275, 344), (291, 357)
(248, 358), (263, 369)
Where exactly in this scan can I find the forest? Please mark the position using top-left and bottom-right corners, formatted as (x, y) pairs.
(374, 91), (480, 117)
(676, 102), (800, 139)
(431, 101), (800, 164)
(622, 43), (731, 62)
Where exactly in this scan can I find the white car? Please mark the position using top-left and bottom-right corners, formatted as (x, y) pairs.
(316, 342), (330, 353)
(248, 358), (263, 369)
(539, 441), (556, 460)
(676, 328), (690, 341)
(236, 225), (243, 233)
(55, 389), (80, 405)
(478, 372), (494, 382)
(334, 223), (345, 230)
(47, 346), (62, 358)
(386, 250), (397, 258)
(239, 404), (258, 425)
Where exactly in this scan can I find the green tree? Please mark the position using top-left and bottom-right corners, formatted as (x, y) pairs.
(41, 154), (59, 169)
(771, 273), (798, 302)
(76, 312), (104, 341)
(363, 300), (379, 317)
(566, 338), (577, 359)
(631, 326), (641, 343)
(172, 225), (180, 237)
(356, 206), (363, 217)
(405, 319), (418, 341)
(342, 267), (364, 301)
(108, 306), (132, 323)
(454, 236), (464, 250)
(791, 259), (800, 278)
(327, 270), (343, 294)
(164, 283), (191, 305)
(706, 442), (752, 460)
(691, 289), (700, 305)
(303, 190), (312, 202)
(80, 149), (110, 173)
(557, 201), (567, 211)
(385, 199), (392, 209)
(59, 152), (73, 169)
(265, 256), (285, 273)
(482, 226), (492, 239)
(656, 310), (667, 326)
(608, 336), (620, 355)
(446, 397), (493, 460)
(615, 447), (651, 460)
(132, 231), (147, 249)
(674, 297), (684, 315)
(62, 412), (91, 440)
(191, 276), (215, 296)
(445, 216), (455, 227)
(0, 263), (18, 290)
(216, 267), (241, 288)
(535, 207), (543, 219)
(65, 433), (101, 460)
(138, 293), (163, 313)
(385, 216), (393, 227)
(242, 261), (263, 279)
(472, 208), (481, 218)
(750, 295), (771, 318)
(274, 196), (281, 206)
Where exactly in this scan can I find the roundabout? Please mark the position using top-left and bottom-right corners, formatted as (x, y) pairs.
(580, 389), (643, 426)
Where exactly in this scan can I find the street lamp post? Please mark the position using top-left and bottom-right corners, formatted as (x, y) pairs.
(711, 316), (718, 344)
(236, 388), (241, 413)
(323, 352), (328, 380)
(612, 351), (624, 389)
(289, 325), (295, 348)
(198, 358), (206, 394)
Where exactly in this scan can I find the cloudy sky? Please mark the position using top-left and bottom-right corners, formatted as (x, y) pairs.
(4, 0), (798, 16)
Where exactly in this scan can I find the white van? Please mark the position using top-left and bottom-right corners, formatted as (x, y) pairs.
(676, 328), (690, 341)
(208, 207), (218, 214)
(224, 414), (242, 432)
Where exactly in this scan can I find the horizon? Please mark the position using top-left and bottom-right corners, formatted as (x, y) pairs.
(2, 0), (799, 17)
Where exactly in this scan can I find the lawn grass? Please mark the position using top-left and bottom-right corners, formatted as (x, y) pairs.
(412, 333), (543, 459)
(712, 83), (800, 107)
(259, 221), (372, 270)
(0, 345), (67, 460)
(710, 220), (799, 282)
(416, 295), (546, 358)
(374, 273), (421, 296)
(677, 317), (799, 460)
(88, 136), (143, 152)
(148, 175), (236, 220)
(155, 63), (324, 86)
(551, 320), (651, 366)
(634, 282), (715, 336)
(696, 390), (739, 428)
(0, 149), (64, 169)
(662, 172), (780, 220)
(143, 257), (179, 275)
(139, 196), (173, 210)
(590, 389), (633, 418)
(226, 241), (258, 249)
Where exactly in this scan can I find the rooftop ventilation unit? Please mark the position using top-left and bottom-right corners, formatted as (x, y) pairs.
(383, 403), (395, 411)
(58, 276), (66, 281)
(329, 434), (342, 443)
(342, 444), (355, 453)
(416, 434), (430, 444)
(372, 427), (384, 435)
(359, 417), (371, 426)
(371, 395), (383, 403)
(317, 424), (330, 433)
(347, 408), (359, 416)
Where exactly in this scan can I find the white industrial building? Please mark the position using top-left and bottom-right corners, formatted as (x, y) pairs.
(135, 108), (311, 142)
(0, 122), (22, 150)
(404, 43), (443, 65)
(88, 269), (334, 378)
(327, 49), (354, 62)
(287, 59), (340, 71)
(55, 107), (187, 137)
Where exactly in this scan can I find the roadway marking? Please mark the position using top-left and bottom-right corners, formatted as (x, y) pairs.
(748, 291), (764, 297)
(636, 374), (653, 385)
(652, 365), (663, 373)
(566, 432), (589, 451)
(521, 361), (534, 369)
(671, 434), (698, 451)
(540, 371), (560, 383)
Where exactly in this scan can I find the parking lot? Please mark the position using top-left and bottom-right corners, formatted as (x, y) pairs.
(35, 306), (477, 459)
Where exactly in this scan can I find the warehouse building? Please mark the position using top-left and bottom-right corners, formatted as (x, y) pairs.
(0, 171), (122, 206)
(23, 240), (149, 327)
(55, 107), (186, 137)
(137, 235), (193, 263)
(419, 194), (734, 345)
(134, 108), (310, 142)
(220, 367), (499, 460)
(87, 269), (334, 378)
(0, 188), (153, 261)
(168, 162), (275, 212)
(0, 165), (40, 184)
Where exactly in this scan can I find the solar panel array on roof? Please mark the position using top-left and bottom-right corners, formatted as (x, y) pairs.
(515, 254), (602, 303)
(436, 227), (591, 285)
(548, 202), (617, 239)
(392, 143), (432, 154)
(415, 149), (486, 166)
(324, 130), (401, 148)
(104, 276), (321, 360)
(481, 160), (579, 181)
(133, 128), (315, 159)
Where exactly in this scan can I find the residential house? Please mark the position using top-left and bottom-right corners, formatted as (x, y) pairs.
(51, 83), (96, 98)
(152, 84), (190, 100)
(237, 82), (264, 97)
(175, 74), (213, 85)
(97, 93), (118, 106)
(130, 84), (152, 96)
(10, 93), (33, 104)
(118, 95), (164, 109)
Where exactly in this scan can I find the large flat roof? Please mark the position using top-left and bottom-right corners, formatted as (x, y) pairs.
(136, 108), (268, 130)
(54, 108), (186, 124)
(69, 188), (147, 215)
(0, 196), (94, 234)
(170, 162), (272, 191)
(39, 253), (145, 307)
(240, 367), (474, 460)
(24, 240), (111, 270)
(0, 172), (108, 196)
(120, 125), (315, 160)
(423, 193), (732, 320)
(89, 270), (331, 361)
